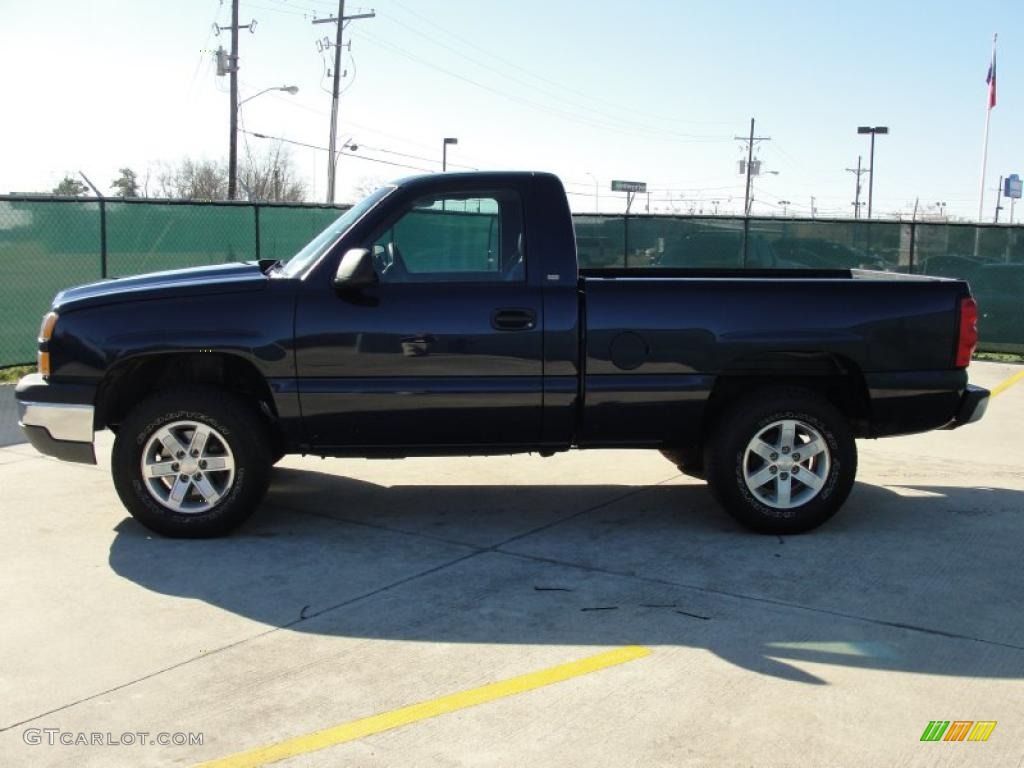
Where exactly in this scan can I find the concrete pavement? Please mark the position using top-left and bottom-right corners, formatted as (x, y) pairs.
(0, 362), (1021, 767)
(0, 385), (21, 447)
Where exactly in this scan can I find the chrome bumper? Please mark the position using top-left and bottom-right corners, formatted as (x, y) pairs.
(17, 400), (96, 464)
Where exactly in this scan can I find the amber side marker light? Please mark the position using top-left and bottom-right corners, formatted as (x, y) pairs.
(38, 311), (58, 377)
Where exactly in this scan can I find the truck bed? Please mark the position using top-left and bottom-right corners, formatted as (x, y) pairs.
(576, 270), (971, 446)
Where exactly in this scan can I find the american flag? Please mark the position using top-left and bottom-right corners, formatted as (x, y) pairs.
(987, 48), (997, 109)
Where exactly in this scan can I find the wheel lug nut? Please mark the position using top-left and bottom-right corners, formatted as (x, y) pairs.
(792, 466), (800, 474)
(179, 474), (189, 482)
(780, 472), (789, 480)
(770, 453), (778, 461)
(191, 450), (199, 458)
(792, 453), (800, 461)
(171, 463), (180, 471)
(781, 447), (790, 455)
(194, 472), (203, 480)
(199, 460), (207, 469)
(769, 465), (778, 474)
(176, 451), (185, 459)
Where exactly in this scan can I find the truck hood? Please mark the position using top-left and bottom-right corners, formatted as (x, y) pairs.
(53, 262), (270, 312)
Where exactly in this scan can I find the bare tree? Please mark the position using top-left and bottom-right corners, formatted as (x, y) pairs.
(239, 143), (306, 202)
(352, 176), (387, 200)
(155, 158), (228, 200)
(147, 146), (307, 201)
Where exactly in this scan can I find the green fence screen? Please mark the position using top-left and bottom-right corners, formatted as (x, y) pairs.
(1, 196), (1021, 366)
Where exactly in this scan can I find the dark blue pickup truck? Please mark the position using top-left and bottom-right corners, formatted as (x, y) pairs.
(16, 172), (988, 537)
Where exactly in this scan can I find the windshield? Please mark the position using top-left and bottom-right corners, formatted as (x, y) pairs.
(278, 186), (395, 278)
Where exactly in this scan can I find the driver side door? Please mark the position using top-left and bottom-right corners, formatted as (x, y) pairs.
(294, 187), (543, 451)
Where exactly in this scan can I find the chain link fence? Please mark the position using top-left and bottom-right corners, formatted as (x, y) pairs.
(1, 196), (1022, 366)
(575, 214), (1023, 352)
(0, 197), (348, 366)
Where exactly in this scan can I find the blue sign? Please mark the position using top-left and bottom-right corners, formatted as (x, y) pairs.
(1005, 174), (1022, 199)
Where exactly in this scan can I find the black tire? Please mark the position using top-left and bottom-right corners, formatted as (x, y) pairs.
(704, 387), (856, 534)
(659, 447), (705, 479)
(112, 386), (272, 538)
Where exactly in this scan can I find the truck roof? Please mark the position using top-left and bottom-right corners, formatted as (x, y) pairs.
(390, 171), (562, 191)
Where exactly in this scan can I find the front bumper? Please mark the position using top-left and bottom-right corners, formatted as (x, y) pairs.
(15, 373), (96, 464)
(941, 384), (989, 430)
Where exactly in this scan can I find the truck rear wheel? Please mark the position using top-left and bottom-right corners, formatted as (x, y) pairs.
(111, 387), (272, 538)
(704, 388), (856, 534)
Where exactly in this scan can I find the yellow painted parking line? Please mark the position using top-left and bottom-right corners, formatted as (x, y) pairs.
(990, 370), (1024, 398)
(195, 645), (651, 768)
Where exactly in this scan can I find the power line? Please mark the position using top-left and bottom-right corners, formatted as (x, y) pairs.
(353, 29), (733, 145)
(385, 0), (730, 130)
(188, 0), (224, 96)
(375, 10), (728, 142)
(354, 142), (478, 170)
(250, 86), (479, 161)
(242, 129), (434, 173)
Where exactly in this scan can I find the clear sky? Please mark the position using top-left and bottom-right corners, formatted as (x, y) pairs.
(1, 0), (1020, 219)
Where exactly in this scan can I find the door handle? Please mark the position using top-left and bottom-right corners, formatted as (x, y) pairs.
(491, 308), (537, 331)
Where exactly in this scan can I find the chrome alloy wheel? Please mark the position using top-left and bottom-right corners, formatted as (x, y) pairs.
(742, 419), (831, 509)
(140, 420), (236, 513)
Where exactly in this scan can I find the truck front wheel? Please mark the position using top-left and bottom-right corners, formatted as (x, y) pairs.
(704, 388), (857, 534)
(111, 387), (272, 537)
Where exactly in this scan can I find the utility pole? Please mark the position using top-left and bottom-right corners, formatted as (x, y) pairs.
(846, 155), (868, 219)
(229, 0), (239, 200)
(994, 176), (1004, 223)
(736, 118), (770, 216)
(314, 3), (375, 203)
(215, 1), (255, 200)
(735, 118), (769, 267)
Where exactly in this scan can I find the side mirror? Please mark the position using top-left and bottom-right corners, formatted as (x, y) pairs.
(333, 248), (377, 289)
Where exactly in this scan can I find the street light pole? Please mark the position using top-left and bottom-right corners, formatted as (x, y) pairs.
(858, 126), (889, 218)
(235, 86), (298, 200)
(442, 137), (458, 172)
(238, 85), (299, 110)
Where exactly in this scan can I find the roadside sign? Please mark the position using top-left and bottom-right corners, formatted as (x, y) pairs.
(1004, 174), (1022, 199)
(611, 180), (647, 193)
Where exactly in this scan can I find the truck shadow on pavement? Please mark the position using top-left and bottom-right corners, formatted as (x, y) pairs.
(108, 468), (1024, 686)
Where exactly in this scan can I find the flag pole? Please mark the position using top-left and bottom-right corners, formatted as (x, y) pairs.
(977, 33), (997, 222)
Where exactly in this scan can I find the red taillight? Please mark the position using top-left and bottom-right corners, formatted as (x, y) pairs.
(955, 297), (978, 368)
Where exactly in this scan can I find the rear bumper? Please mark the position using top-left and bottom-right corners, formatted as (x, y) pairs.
(941, 384), (989, 430)
(15, 374), (96, 464)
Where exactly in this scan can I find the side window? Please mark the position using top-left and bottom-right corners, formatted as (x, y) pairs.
(373, 191), (524, 283)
